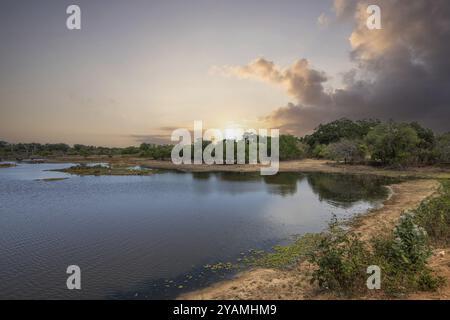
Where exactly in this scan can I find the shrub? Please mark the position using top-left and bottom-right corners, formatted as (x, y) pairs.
(312, 144), (329, 159)
(435, 133), (450, 163)
(308, 218), (370, 295)
(371, 212), (439, 294)
(279, 135), (308, 160)
(391, 213), (430, 269)
(326, 139), (367, 163)
(365, 122), (420, 166)
(309, 210), (443, 296)
(413, 180), (450, 246)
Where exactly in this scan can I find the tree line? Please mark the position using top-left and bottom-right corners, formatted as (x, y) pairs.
(300, 119), (450, 166)
(1, 118), (450, 166)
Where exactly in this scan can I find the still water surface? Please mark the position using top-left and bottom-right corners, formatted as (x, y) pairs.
(0, 163), (394, 299)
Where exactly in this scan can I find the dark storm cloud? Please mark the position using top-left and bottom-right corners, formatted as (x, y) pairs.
(232, 0), (450, 135)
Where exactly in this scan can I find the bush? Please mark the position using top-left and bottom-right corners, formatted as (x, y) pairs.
(278, 135), (308, 160)
(326, 139), (367, 163)
(413, 180), (450, 246)
(308, 218), (370, 295)
(312, 144), (329, 159)
(391, 213), (430, 269)
(435, 133), (450, 163)
(309, 210), (443, 296)
(365, 122), (420, 166)
(371, 213), (439, 294)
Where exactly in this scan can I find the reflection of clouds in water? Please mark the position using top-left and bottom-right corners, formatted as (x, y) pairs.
(0, 163), (74, 181)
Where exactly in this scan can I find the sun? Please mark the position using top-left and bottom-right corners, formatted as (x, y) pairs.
(223, 123), (245, 140)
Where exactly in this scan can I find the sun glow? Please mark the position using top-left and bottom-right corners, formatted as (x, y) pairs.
(223, 123), (245, 141)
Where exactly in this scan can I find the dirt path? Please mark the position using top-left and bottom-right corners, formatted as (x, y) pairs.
(180, 179), (442, 300)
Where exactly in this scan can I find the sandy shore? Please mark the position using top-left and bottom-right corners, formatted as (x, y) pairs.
(179, 179), (443, 300)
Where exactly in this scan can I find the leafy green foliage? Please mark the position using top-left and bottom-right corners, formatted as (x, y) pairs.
(365, 122), (420, 166)
(279, 135), (307, 160)
(302, 118), (380, 147)
(435, 133), (450, 163)
(371, 213), (441, 294)
(139, 143), (172, 159)
(309, 202), (445, 296)
(0, 118), (448, 167)
(326, 139), (367, 163)
(413, 180), (450, 246)
(311, 144), (328, 159)
(308, 218), (370, 295)
(374, 213), (430, 271)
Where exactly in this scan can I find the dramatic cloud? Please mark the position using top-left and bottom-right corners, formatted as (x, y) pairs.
(222, 0), (450, 136)
(220, 57), (331, 106)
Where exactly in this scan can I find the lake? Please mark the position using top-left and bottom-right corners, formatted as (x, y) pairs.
(0, 163), (395, 299)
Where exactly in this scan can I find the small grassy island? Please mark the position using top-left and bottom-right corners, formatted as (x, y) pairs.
(0, 163), (16, 168)
(35, 178), (69, 182)
(54, 165), (153, 176)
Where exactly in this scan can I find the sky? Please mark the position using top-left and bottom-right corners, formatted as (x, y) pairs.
(0, 0), (449, 146)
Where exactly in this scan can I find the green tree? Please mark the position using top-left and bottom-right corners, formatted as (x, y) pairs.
(279, 134), (307, 160)
(365, 122), (420, 166)
(312, 144), (329, 159)
(409, 122), (436, 164)
(435, 133), (450, 163)
(303, 118), (380, 147)
(326, 139), (366, 164)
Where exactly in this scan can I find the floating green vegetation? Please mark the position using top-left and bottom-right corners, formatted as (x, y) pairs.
(204, 262), (235, 271)
(244, 233), (323, 269)
(201, 234), (323, 274)
(54, 165), (153, 176)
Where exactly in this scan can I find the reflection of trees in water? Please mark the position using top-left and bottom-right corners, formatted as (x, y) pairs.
(190, 172), (395, 204)
(262, 174), (304, 197)
(191, 172), (263, 196)
(192, 172), (212, 180)
(306, 173), (393, 208)
(216, 172), (303, 197)
(215, 172), (261, 182)
(191, 172), (303, 197)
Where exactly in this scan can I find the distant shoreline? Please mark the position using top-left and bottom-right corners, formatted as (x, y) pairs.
(38, 156), (450, 179)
